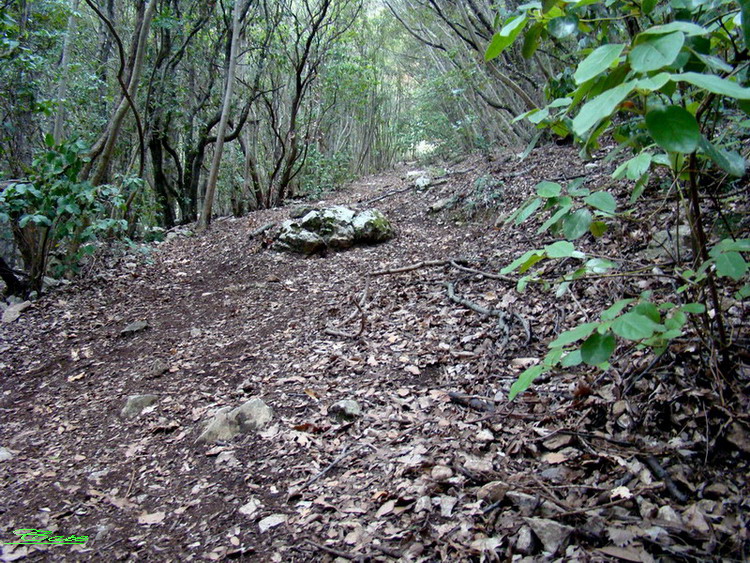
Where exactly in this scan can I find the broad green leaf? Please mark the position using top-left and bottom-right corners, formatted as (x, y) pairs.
(692, 52), (733, 73)
(537, 204), (571, 233)
(645, 106), (701, 153)
(715, 251), (748, 280)
(545, 240), (577, 258)
(572, 80), (637, 136)
(542, 0), (558, 13)
(633, 302), (661, 323)
(485, 16), (526, 61)
(736, 284), (750, 299)
(671, 72), (750, 99)
(514, 198), (543, 225)
(550, 322), (599, 347)
(581, 331), (616, 365)
(635, 73), (672, 92)
(501, 249), (542, 274)
(584, 191), (617, 214)
(712, 238), (750, 252)
(574, 44), (625, 85)
(640, 22), (708, 36)
(522, 23), (543, 58)
(585, 257), (615, 272)
(740, 0), (750, 47)
(560, 349), (583, 367)
(642, 0), (657, 15)
(563, 208), (593, 239)
(519, 253), (545, 273)
(509, 364), (547, 401)
(698, 137), (746, 177)
(629, 32), (685, 73)
(680, 303), (706, 314)
(611, 312), (663, 340)
(601, 298), (635, 321)
(536, 181), (562, 197)
(549, 15), (578, 39)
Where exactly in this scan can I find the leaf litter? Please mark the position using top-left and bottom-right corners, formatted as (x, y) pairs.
(0, 144), (748, 561)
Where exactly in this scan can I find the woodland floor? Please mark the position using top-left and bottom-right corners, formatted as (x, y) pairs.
(1, 145), (749, 562)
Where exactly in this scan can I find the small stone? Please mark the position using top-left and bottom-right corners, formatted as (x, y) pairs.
(121, 320), (149, 336)
(428, 197), (455, 213)
(657, 505), (682, 525)
(515, 525), (537, 555)
(146, 359), (169, 379)
(431, 465), (453, 481)
(121, 394), (158, 418)
(232, 398), (273, 431)
(329, 399), (362, 420)
(463, 456), (493, 474)
(702, 482), (728, 499)
(258, 514), (287, 533)
(197, 407), (239, 443)
(2, 301), (31, 323)
(524, 517), (573, 554)
(477, 481), (507, 503)
(540, 466), (571, 483)
(0, 446), (14, 462)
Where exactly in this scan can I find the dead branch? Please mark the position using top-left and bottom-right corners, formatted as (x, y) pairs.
(324, 295), (365, 339)
(445, 281), (511, 347)
(448, 392), (494, 412)
(641, 455), (689, 503)
(305, 540), (366, 562)
(358, 184), (407, 206)
(248, 222), (276, 239)
(449, 260), (515, 283)
(370, 259), (467, 276)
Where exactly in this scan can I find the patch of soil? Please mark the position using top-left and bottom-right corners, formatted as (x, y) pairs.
(1, 145), (748, 561)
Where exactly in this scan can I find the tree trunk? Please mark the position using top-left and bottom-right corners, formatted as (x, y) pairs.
(52, 0), (80, 143)
(198, 0), (243, 230)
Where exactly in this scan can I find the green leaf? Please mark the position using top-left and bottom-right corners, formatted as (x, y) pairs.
(640, 22), (708, 36)
(520, 253), (545, 273)
(633, 302), (661, 323)
(550, 322), (599, 348)
(585, 257), (615, 272)
(635, 72), (672, 92)
(581, 331), (616, 365)
(572, 80), (637, 137)
(642, 0), (657, 15)
(536, 181), (562, 197)
(680, 303), (706, 314)
(545, 240), (577, 258)
(698, 137), (746, 177)
(522, 23), (543, 59)
(645, 106), (701, 153)
(560, 349), (583, 367)
(584, 191), (617, 214)
(629, 32), (685, 73)
(549, 15), (578, 39)
(715, 251), (748, 280)
(501, 249), (542, 274)
(509, 365), (547, 401)
(742, 0), (750, 48)
(601, 298), (635, 321)
(542, 0), (558, 14)
(44, 133), (55, 148)
(611, 312), (663, 340)
(537, 204), (571, 233)
(574, 44), (625, 85)
(563, 208), (593, 239)
(671, 72), (750, 99)
(485, 16), (526, 61)
(513, 198), (543, 225)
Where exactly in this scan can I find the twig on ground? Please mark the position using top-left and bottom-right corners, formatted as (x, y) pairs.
(449, 260), (516, 282)
(301, 444), (373, 491)
(641, 455), (689, 503)
(305, 540), (366, 561)
(324, 294), (366, 339)
(370, 259), (454, 276)
(448, 392), (495, 412)
(445, 281), (511, 346)
(359, 184), (408, 206)
(248, 222), (276, 239)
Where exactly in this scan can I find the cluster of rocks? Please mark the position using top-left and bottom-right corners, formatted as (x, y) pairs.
(273, 206), (394, 255)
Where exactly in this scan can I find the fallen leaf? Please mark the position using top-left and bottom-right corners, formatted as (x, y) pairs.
(258, 514), (287, 533)
(138, 511), (166, 525)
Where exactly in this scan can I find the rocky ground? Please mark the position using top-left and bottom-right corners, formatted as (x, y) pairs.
(1, 145), (749, 562)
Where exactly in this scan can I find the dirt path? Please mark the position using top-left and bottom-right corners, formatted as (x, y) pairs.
(1, 148), (747, 561)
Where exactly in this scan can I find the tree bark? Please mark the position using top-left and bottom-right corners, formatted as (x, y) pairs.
(198, 0), (244, 230)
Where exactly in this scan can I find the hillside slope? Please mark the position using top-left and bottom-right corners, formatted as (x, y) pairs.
(1, 145), (748, 561)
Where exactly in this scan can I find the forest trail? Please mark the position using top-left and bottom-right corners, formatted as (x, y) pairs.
(1, 146), (747, 561)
